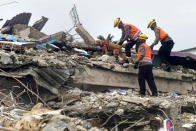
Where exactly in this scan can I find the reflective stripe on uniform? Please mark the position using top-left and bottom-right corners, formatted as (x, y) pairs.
(132, 30), (142, 41)
(141, 57), (152, 63)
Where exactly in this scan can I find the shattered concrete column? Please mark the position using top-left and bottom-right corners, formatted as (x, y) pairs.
(75, 24), (95, 45)
(32, 16), (48, 31)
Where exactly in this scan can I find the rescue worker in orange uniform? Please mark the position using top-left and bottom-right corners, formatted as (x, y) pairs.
(148, 19), (174, 72)
(114, 18), (142, 57)
(95, 40), (128, 63)
(134, 34), (158, 97)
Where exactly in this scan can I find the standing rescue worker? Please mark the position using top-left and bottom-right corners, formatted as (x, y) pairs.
(134, 34), (158, 97)
(114, 18), (142, 57)
(148, 19), (174, 72)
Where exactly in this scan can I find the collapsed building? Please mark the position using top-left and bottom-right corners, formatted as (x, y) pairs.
(0, 10), (196, 131)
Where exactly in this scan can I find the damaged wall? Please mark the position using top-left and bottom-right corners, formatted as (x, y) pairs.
(75, 61), (196, 95)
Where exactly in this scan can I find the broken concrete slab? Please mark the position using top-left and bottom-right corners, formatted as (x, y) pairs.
(50, 31), (67, 43)
(32, 16), (48, 31)
(0, 40), (35, 51)
(13, 24), (46, 40)
(0, 50), (73, 95)
(2, 12), (32, 28)
(0, 64), (71, 95)
(75, 61), (196, 95)
(38, 32), (73, 49)
(75, 24), (95, 45)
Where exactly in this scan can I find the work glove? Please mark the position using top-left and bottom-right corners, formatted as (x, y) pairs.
(133, 62), (139, 69)
(150, 44), (154, 50)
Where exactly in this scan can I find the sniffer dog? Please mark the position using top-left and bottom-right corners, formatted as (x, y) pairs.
(95, 40), (128, 63)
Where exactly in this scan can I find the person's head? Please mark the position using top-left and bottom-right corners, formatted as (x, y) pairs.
(114, 18), (123, 29)
(137, 34), (148, 44)
(147, 19), (157, 30)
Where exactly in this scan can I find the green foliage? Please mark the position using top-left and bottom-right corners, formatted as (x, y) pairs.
(97, 35), (105, 40)
(97, 34), (114, 42)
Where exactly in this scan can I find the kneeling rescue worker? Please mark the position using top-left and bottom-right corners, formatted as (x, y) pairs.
(95, 40), (128, 63)
(114, 18), (142, 57)
(134, 34), (158, 97)
(147, 19), (174, 72)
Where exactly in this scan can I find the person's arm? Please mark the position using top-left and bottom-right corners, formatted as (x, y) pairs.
(152, 29), (160, 46)
(119, 25), (131, 45)
(118, 33), (125, 45)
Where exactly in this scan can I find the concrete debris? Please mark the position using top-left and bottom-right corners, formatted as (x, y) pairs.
(13, 24), (46, 40)
(75, 24), (95, 45)
(32, 16), (48, 31)
(0, 51), (13, 64)
(0, 45), (195, 130)
(50, 31), (68, 43)
(0, 40), (36, 51)
(0, 26), (11, 34)
(2, 12), (32, 28)
(0, 12), (196, 131)
(0, 103), (104, 131)
(97, 55), (116, 63)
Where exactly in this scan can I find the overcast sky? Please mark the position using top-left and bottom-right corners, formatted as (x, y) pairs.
(0, 0), (195, 51)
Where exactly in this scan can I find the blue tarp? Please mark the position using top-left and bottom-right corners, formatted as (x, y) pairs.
(36, 39), (56, 48)
(17, 40), (28, 43)
(0, 34), (28, 43)
(79, 53), (89, 56)
(5, 35), (18, 41)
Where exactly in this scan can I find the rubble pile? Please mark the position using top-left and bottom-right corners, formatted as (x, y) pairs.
(0, 49), (195, 130)
(0, 103), (105, 131)
(0, 12), (196, 131)
(1, 79), (196, 130)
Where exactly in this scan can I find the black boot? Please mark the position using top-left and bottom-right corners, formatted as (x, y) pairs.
(166, 64), (171, 72)
(152, 93), (158, 97)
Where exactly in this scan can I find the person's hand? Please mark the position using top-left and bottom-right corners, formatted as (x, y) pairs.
(133, 62), (139, 69)
(150, 44), (154, 50)
(117, 40), (123, 46)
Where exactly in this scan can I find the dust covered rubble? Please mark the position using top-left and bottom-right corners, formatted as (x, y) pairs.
(0, 49), (196, 130)
(1, 86), (196, 130)
(0, 103), (106, 131)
